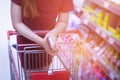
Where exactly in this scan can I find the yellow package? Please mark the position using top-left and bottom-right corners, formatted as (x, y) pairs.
(103, 12), (110, 30)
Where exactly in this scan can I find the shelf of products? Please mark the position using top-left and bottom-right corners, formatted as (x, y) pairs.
(79, 14), (120, 52)
(73, 0), (120, 79)
(84, 43), (120, 79)
(90, 0), (120, 16)
(78, 28), (120, 79)
(81, 0), (120, 41)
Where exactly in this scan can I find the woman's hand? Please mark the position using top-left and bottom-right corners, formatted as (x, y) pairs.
(41, 38), (54, 56)
(44, 30), (59, 55)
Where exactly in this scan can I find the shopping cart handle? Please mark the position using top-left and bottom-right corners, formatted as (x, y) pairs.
(7, 30), (49, 40)
(7, 30), (18, 40)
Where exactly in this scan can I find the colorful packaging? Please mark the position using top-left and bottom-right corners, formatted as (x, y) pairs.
(103, 12), (110, 30)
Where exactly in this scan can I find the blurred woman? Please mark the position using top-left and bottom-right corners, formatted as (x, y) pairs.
(11, 0), (74, 69)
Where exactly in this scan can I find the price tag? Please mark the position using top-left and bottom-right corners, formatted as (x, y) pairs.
(93, 56), (96, 61)
(104, 1), (110, 8)
(97, 49), (103, 57)
(109, 37), (114, 44)
(109, 72), (115, 79)
(48, 70), (53, 75)
(83, 19), (89, 25)
(101, 32), (106, 38)
(96, 28), (101, 34)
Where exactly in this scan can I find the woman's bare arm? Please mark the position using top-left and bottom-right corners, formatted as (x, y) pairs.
(45, 12), (69, 52)
(50, 12), (69, 36)
(11, 2), (44, 45)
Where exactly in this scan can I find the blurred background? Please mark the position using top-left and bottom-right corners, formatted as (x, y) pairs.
(0, 0), (14, 80)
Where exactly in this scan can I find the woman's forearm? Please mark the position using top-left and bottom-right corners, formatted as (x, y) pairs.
(52, 12), (69, 36)
(11, 2), (44, 46)
(52, 21), (68, 36)
(13, 22), (44, 45)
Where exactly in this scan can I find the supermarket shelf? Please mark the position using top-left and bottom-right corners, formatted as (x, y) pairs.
(83, 43), (120, 80)
(90, 0), (120, 16)
(88, 22), (120, 52)
(97, 58), (120, 80)
(80, 16), (120, 52)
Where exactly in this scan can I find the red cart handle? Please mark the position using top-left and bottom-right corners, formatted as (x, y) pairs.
(7, 30), (49, 40)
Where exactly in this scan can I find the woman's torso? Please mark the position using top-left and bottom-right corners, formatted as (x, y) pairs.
(22, 0), (64, 30)
(12, 0), (74, 30)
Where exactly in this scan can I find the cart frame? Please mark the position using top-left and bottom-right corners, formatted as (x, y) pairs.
(7, 30), (84, 80)
(8, 30), (75, 80)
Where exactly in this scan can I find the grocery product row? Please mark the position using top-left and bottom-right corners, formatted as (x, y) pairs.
(58, 28), (120, 80)
(73, 0), (120, 79)
(80, 1), (120, 50)
(78, 25), (120, 80)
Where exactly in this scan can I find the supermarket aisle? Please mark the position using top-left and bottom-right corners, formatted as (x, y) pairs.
(0, 0), (14, 80)
(1, 0), (120, 80)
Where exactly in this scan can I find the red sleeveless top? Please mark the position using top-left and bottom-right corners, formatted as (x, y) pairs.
(11, 0), (74, 30)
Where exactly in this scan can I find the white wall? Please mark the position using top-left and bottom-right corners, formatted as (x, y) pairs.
(0, 0), (14, 80)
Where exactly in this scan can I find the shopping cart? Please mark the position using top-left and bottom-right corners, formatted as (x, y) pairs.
(7, 30), (84, 80)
